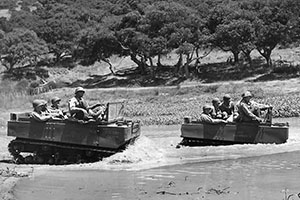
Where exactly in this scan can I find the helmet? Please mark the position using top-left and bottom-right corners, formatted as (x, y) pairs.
(203, 104), (213, 111)
(242, 91), (252, 98)
(75, 87), (85, 94)
(212, 98), (221, 104)
(223, 94), (231, 100)
(32, 99), (47, 108)
(51, 97), (61, 104)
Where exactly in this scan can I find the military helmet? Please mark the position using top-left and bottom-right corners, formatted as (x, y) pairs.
(212, 98), (221, 104)
(32, 99), (47, 108)
(203, 104), (213, 111)
(51, 97), (61, 104)
(242, 91), (252, 98)
(223, 94), (231, 100)
(75, 87), (85, 94)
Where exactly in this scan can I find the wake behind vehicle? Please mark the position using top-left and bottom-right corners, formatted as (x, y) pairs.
(179, 108), (289, 146)
(7, 101), (141, 164)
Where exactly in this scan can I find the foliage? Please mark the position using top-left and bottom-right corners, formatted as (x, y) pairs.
(32, 3), (96, 61)
(243, 0), (293, 66)
(75, 24), (122, 69)
(0, 0), (300, 79)
(0, 17), (12, 32)
(0, 0), (18, 10)
(0, 28), (48, 72)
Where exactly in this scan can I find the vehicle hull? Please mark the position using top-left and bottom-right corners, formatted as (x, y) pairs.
(180, 121), (289, 146)
(8, 120), (140, 150)
(7, 116), (140, 164)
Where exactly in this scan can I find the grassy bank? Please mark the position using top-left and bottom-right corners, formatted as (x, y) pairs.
(1, 79), (300, 126)
(1, 47), (300, 126)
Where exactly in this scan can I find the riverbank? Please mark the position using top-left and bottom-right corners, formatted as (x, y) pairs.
(12, 149), (300, 200)
(2, 78), (300, 127)
(0, 164), (32, 200)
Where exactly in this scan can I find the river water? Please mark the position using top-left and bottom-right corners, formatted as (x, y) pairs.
(12, 118), (300, 200)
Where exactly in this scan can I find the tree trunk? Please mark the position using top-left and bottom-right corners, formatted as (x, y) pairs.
(257, 48), (272, 67)
(242, 50), (252, 66)
(157, 54), (162, 67)
(232, 51), (239, 63)
(175, 53), (183, 74)
(266, 56), (272, 67)
(130, 54), (150, 75)
(102, 58), (115, 75)
(149, 57), (155, 78)
(184, 63), (190, 78)
(195, 48), (200, 65)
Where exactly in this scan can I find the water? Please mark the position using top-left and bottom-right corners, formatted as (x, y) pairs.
(61, 117), (300, 171)
(10, 118), (300, 200)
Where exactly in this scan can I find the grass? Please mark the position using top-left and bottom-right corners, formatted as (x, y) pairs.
(1, 47), (300, 126)
(1, 80), (300, 126)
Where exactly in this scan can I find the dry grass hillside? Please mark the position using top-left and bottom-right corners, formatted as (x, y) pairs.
(40, 47), (300, 87)
(1, 47), (300, 126)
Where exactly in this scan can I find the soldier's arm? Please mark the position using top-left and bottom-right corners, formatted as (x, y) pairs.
(68, 99), (88, 114)
(200, 114), (227, 124)
(240, 103), (259, 120)
(31, 112), (52, 122)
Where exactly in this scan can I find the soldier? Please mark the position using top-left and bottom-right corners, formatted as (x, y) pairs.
(236, 91), (271, 122)
(211, 98), (226, 119)
(49, 96), (66, 119)
(31, 99), (54, 122)
(68, 87), (105, 121)
(198, 105), (227, 124)
(219, 94), (235, 120)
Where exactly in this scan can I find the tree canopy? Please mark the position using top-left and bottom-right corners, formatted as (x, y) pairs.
(0, 0), (299, 79)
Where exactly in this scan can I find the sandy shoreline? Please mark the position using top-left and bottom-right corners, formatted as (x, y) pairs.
(11, 150), (300, 200)
(0, 164), (33, 200)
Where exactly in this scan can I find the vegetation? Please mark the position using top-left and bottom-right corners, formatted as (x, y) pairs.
(1, 81), (300, 126)
(1, 0), (300, 126)
(0, 0), (299, 82)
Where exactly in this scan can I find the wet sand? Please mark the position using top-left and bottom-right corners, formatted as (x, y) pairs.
(13, 151), (300, 200)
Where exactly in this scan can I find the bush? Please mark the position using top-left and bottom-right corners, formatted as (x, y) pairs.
(14, 79), (30, 92)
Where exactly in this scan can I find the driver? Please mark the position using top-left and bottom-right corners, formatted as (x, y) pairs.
(236, 91), (272, 122)
(68, 87), (105, 121)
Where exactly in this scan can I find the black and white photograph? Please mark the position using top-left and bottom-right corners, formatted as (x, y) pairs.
(0, 0), (300, 199)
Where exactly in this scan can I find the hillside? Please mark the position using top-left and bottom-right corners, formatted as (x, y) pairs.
(44, 47), (300, 88)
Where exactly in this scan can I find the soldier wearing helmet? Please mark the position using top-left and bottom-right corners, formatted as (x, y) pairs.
(68, 87), (105, 121)
(198, 104), (227, 124)
(236, 91), (272, 122)
(219, 94), (235, 121)
(31, 99), (53, 122)
(211, 98), (223, 119)
(49, 97), (66, 119)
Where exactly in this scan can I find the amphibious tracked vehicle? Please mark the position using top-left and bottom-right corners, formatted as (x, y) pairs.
(7, 101), (141, 164)
(179, 109), (289, 146)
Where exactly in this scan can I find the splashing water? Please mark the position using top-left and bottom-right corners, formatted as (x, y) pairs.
(2, 118), (300, 172)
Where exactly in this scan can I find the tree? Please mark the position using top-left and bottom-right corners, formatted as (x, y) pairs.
(244, 0), (293, 67)
(33, 3), (92, 62)
(9, 9), (39, 30)
(112, 1), (201, 76)
(0, 28), (48, 72)
(76, 24), (122, 74)
(206, 2), (256, 64)
(0, 17), (12, 32)
(213, 19), (256, 64)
